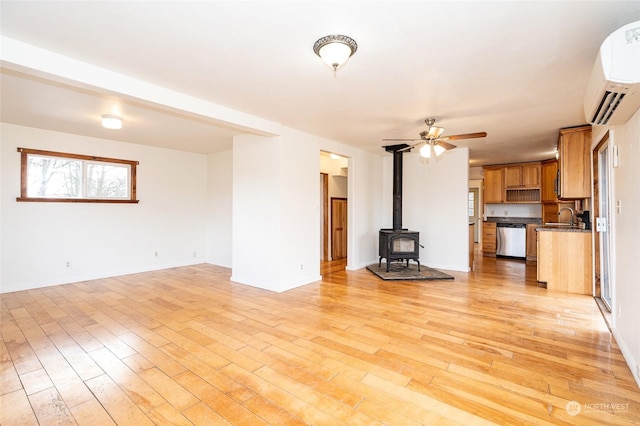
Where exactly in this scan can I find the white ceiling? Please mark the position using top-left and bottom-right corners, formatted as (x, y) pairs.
(1, 1), (639, 166)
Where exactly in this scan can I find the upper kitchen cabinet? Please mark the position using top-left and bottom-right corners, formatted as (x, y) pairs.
(558, 125), (591, 199)
(484, 167), (504, 203)
(504, 163), (541, 189)
(541, 159), (559, 203)
(504, 162), (541, 203)
(484, 162), (541, 203)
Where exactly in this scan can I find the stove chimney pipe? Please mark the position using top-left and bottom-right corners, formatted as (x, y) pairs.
(384, 144), (410, 231)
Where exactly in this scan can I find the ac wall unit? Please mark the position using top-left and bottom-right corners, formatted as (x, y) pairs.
(584, 20), (640, 126)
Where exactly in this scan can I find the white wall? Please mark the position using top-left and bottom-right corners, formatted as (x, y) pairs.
(593, 110), (640, 387)
(230, 127), (384, 288)
(231, 134), (283, 289)
(383, 148), (470, 272)
(231, 131), (322, 292)
(0, 123), (208, 293)
(206, 150), (233, 267)
(338, 149), (384, 270)
(277, 128), (324, 288)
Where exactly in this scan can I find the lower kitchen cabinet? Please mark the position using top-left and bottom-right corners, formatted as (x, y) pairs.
(537, 229), (592, 294)
(482, 222), (496, 256)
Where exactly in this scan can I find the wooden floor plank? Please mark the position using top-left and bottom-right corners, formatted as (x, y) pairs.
(0, 389), (38, 426)
(84, 374), (154, 426)
(0, 254), (638, 425)
(27, 386), (76, 425)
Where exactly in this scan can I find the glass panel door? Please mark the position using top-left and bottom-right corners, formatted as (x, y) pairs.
(598, 144), (612, 310)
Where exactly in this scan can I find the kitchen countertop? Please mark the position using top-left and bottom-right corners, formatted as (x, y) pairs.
(536, 226), (591, 233)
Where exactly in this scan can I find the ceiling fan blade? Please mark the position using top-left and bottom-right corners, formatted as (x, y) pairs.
(437, 141), (457, 150)
(443, 132), (487, 141)
(381, 138), (422, 142)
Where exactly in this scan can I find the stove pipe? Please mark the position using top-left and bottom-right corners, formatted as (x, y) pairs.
(385, 144), (410, 231)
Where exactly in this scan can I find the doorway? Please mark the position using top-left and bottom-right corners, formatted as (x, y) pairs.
(593, 132), (612, 311)
(320, 151), (349, 266)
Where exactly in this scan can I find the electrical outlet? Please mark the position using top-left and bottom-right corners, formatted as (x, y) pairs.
(65, 261), (71, 268)
(300, 264), (304, 270)
(154, 251), (159, 257)
(636, 364), (640, 379)
(193, 251), (197, 258)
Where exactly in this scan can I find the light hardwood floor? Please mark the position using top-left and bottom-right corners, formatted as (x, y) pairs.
(1, 250), (639, 425)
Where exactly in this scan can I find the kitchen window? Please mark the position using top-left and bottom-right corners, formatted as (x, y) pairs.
(17, 148), (139, 203)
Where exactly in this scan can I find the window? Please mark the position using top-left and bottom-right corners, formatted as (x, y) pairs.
(468, 191), (475, 217)
(17, 148), (139, 203)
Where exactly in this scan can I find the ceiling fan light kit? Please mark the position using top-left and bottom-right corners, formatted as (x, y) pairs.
(382, 117), (487, 159)
(419, 144), (432, 158)
(313, 34), (358, 73)
(425, 125), (445, 140)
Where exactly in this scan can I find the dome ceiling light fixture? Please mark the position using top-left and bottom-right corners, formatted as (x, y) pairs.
(313, 34), (358, 75)
(101, 115), (123, 130)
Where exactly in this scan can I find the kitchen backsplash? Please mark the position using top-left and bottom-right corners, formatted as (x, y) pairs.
(484, 203), (542, 219)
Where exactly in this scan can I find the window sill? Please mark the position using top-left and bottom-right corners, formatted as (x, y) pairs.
(16, 198), (139, 204)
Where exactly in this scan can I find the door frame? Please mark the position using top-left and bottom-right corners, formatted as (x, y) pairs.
(468, 187), (480, 242)
(320, 173), (329, 261)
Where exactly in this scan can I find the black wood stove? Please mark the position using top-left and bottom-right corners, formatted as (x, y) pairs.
(378, 144), (421, 272)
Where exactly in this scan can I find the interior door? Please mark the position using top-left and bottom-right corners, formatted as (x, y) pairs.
(331, 197), (347, 260)
(594, 136), (612, 310)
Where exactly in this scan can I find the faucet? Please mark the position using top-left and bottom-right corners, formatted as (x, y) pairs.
(558, 207), (575, 225)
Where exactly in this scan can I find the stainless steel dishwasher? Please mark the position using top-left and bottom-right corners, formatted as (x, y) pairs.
(496, 223), (527, 259)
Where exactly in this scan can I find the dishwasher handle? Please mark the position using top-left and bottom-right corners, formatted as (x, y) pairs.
(496, 227), (504, 255)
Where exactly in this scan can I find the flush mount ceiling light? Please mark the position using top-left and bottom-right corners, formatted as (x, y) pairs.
(313, 34), (358, 74)
(101, 115), (122, 130)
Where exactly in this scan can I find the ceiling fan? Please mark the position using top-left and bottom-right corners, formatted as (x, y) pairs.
(382, 118), (487, 158)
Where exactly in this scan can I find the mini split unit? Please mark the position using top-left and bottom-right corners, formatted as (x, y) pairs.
(584, 20), (640, 126)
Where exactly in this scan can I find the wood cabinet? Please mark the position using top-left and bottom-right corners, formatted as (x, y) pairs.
(482, 222), (497, 256)
(483, 168), (503, 203)
(541, 159), (558, 203)
(505, 163), (541, 188)
(541, 159), (576, 223)
(537, 229), (592, 294)
(526, 224), (537, 261)
(542, 203), (559, 224)
(485, 162), (540, 203)
(558, 125), (591, 199)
